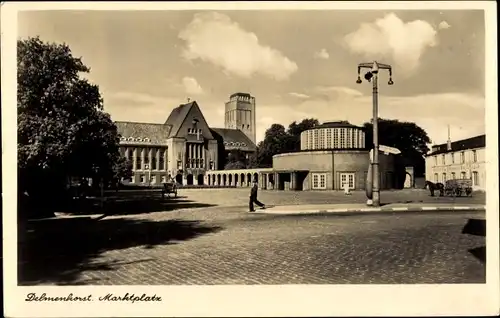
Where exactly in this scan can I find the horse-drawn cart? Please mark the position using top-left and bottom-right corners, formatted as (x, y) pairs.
(444, 179), (473, 197)
(162, 181), (178, 198)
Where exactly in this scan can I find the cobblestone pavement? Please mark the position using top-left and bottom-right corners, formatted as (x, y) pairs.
(20, 199), (486, 285)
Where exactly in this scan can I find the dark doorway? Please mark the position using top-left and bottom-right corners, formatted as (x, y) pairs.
(217, 174), (221, 185)
(197, 174), (204, 185)
(222, 174), (227, 186)
(247, 173), (252, 186)
(175, 174), (183, 185)
(296, 172), (308, 191)
(187, 174), (194, 185)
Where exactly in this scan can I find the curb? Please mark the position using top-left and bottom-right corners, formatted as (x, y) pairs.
(253, 205), (486, 215)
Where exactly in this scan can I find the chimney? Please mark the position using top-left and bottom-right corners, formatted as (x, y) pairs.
(446, 125), (452, 151)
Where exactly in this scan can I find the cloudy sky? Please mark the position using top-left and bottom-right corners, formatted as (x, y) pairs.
(18, 9), (485, 144)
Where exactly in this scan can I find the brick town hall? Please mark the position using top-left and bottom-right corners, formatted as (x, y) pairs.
(115, 92), (258, 186)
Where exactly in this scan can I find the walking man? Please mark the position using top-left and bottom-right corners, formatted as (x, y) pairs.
(249, 179), (266, 212)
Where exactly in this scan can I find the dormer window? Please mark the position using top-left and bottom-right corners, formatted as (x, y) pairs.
(136, 138), (143, 142)
(128, 137), (134, 141)
(241, 143), (246, 147)
(144, 138), (150, 142)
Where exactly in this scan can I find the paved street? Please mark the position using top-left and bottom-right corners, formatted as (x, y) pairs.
(19, 189), (486, 285)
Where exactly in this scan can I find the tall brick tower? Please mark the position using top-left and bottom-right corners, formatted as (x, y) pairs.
(224, 92), (256, 144)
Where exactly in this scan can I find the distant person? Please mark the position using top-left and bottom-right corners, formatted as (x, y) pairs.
(249, 180), (266, 212)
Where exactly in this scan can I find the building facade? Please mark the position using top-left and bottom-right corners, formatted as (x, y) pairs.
(425, 134), (486, 191)
(207, 121), (407, 191)
(116, 93), (257, 186)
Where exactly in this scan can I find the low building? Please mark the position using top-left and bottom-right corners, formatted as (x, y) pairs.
(425, 134), (486, 191)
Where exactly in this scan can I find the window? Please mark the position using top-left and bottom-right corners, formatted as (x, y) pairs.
(131, 175), (135, 183)
(472, 150), (477, 162)
(333, 129), (339, 148)
(151, 149), (157, 170)
(312, 173), (327, 190)
(144, 148), (149, 169)
(472, 171), (479, 186)
(340, 129), (345, 148)
(340, 173), (355, 189)
(451, 172), (456, 179)
(151, 175), (157, 184)
(441, 154), (445, 165)
(434, 156), (438, 165)
(442, 173), (446, 183)
(451, 153), (455, 164)
(434, 173), (438, 182)
(460, 151), (465, 163)
(136, 149), (142, 170)
(159, 151), (165, 171)
(313, 130), (319, 149)
(461, 171), (466, 179)
(161, 175), (166, 183)
(140, 175), (146, 183)
(326, 129), (332, 148)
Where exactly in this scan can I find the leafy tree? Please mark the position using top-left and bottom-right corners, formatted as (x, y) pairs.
(112, 157), (133, 185)
(17, 37), (121, 217)
(286, 118), (319, 151)
(252, 119), (319, 167)
(363, 118), (431, 176)
(224, 149), (248, 170)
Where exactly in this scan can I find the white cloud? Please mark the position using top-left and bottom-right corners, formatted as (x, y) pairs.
(289, 92), (310, 99)
(104, 91), (182, 123)
(178, 12), (298, 81)
(438, 20), (451, 30)
(182, 76), (204, 95)
(314, 86), (364, 97)
(344, 13), (438, 74)
(313, 48), (330, 59)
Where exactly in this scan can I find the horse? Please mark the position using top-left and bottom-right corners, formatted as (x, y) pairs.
(425, 180), (444, 197)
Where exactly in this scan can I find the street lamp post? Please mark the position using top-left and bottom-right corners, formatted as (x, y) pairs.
(356, 61), (394, 207)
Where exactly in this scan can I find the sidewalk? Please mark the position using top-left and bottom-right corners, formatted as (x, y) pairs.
(254, 203), (486, 215)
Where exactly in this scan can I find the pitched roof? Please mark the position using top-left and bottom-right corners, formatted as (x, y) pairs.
(164, 102), (194, 137)
(314, 121), (362, 129)
(428, 134), (485, 156)
(115, 121), (172, 145)
(210, 128), (257, 151)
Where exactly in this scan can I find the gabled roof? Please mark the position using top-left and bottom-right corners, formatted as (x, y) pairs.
(210, 128), (257, 152)
(164, 102), (194, 137)
(115, 121), (172, 145)
(428, 134), (485, 156)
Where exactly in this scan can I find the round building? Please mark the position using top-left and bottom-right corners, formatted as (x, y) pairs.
(269, 121), (405, 191)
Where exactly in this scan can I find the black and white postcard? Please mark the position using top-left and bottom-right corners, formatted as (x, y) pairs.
(2, 1), (499, 317)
